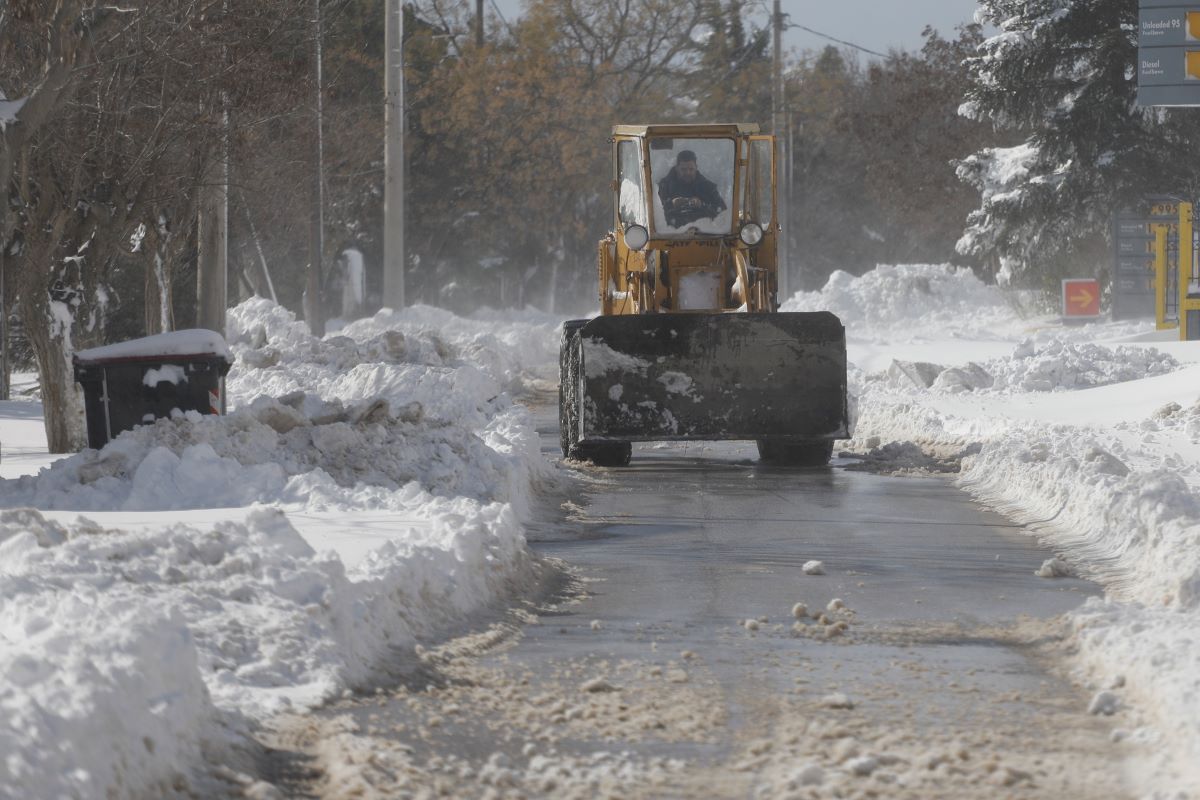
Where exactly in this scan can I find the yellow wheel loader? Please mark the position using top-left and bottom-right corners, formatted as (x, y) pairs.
(559, 123), (850, 467)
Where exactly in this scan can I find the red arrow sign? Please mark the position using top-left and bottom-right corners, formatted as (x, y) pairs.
(1062, 279), (1101, 318)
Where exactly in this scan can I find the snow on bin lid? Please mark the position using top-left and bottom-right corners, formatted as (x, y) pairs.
(74, 329), (231, 364)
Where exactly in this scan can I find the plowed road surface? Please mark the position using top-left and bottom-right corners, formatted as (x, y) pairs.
(268, 406), (1140, 799)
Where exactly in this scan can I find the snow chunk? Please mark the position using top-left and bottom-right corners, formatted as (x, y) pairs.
(886, 360), (944, 389)
(1088, 690), (1121, 716)
(581, 678), (620, 693)
(787, 764), (825, 787)
(820, 692), (855, 709)
(846, 755), (878, 776)
(802, 560), (826, 575)
(1035, 557), (1073, 578)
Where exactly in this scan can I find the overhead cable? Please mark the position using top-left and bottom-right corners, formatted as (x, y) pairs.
(786, 22), (890, 59)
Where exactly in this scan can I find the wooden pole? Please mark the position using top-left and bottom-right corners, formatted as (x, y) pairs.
(383, 0), (406, 310)
(772, 0), (789, 300)
(306, 0), (326, 335)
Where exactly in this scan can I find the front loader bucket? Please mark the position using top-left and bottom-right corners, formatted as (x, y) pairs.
(568, 312), (849, 444)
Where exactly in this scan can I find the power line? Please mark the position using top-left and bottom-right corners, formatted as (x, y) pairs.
(488, 0), (516, 38)
(785, 21), (890, 59)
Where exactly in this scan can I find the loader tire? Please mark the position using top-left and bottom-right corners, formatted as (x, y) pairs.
(559, 319), (632, 467)
(574, 441), (632, 467)
(756, 439), (833, 466)
(559, 319), (588, 459)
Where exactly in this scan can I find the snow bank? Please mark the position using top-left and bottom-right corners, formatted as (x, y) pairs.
(0, 395), (532, 513)
(782, 263), (1021, 341)
(0, 297), (559, 798)
(881, 339), (1180, 394)
(0, 511), (222, 798)
(0, 503), (535, 796)
(802, 265), (1200, 789)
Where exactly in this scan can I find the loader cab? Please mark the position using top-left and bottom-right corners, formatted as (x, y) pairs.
(605, 123), (778, 316)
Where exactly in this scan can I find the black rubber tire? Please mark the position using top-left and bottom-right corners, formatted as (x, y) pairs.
(559, 319), (632, 467)
(574, 441), (633, 467)
(559, 319), (588, 459)
(756, 439), (834, 466)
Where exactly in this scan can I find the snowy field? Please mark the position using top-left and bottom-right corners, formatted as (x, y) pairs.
(2, 265), (1199, 796)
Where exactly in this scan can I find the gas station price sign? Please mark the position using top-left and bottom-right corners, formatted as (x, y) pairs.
(1138, 1), (1200, 106)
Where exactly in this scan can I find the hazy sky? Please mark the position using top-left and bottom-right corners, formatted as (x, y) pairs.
(486, 1), (984, 58)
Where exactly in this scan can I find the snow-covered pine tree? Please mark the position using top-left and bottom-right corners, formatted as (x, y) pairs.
(958, 0), (1200, 288)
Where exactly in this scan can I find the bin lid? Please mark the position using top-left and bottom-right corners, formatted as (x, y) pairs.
(74, 329), (232, 365)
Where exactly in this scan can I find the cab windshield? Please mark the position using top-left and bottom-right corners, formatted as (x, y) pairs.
(649, 138), (735, 236)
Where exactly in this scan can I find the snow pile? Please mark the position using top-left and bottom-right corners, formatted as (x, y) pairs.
(0, 511), (223, 797)
(0, 503), (535, 795)
(952, 422), (1200, 785)
(0, 296), (557, 798)
(226, 299), (560, 407)
(1, 298), (555, 515)
(782, 263), (1019, 340)
(806, 265), (1200, 787)
(0, 394), (531, 513)
(882, 340), (1180, 394)
(983, 340), (1178, 392)
(1, 506), (532, 718)
(962, 432), (1200, 606)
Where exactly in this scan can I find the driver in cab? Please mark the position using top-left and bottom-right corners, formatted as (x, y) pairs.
(657, 150), (726, 228)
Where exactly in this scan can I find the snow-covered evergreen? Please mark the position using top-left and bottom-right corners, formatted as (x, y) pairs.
(957, 0), (1200, 286)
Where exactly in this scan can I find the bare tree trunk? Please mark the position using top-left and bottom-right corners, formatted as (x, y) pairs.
(237, 188), (277, 302)
(196, 158), (227, 333)
(21, 281), (84, 452)
(144, 214), (175, 334)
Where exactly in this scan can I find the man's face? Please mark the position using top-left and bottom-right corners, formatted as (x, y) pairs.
(676, 160), (698, 182)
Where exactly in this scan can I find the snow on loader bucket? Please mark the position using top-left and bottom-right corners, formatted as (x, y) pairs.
(559, 312), (850, 467)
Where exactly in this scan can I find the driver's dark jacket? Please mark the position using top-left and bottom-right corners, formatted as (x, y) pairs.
(657, 167), (726, 228)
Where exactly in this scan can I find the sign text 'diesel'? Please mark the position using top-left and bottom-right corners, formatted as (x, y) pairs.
(1138, 1), (1200, 105)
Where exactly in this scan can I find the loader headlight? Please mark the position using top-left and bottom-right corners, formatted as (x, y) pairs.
(739, 222), (764, 247)
(624, 224), (649, 251)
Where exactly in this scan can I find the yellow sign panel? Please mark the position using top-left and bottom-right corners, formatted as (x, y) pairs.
(1190, 11), (1200, 41)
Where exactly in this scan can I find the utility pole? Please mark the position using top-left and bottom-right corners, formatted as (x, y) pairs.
(772, 0), (789, 301)
(197, 0), (230, 334)
(196, 145), (228, 335)
(476, 0), (484, 47)
(305, 0), (326, 336)
(787, 106), (797, 292)
(383, 0), (406, 310)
